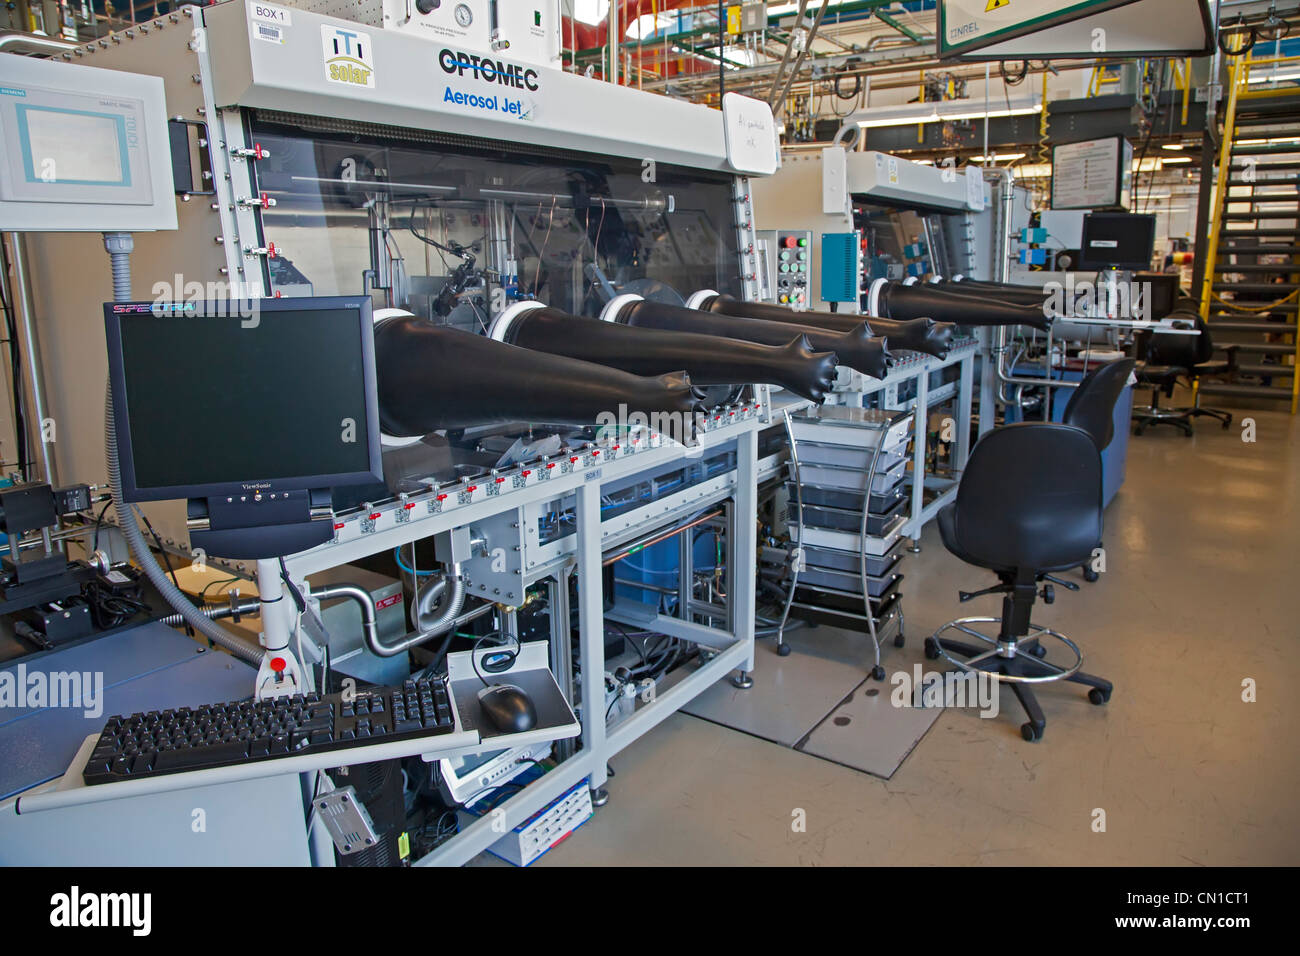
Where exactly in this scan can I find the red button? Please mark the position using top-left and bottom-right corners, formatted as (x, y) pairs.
(591, 450), (600, 457)
(436, 493), (448, 501)
(333, 522), (345, 530)
(546, 463), (556, 469)
(495, 477), (505, 483)
(522, 470), (532, 477)
(466, 485), (477, 493)
(270, 657), (286, 672)
(570, 456), (579, 463)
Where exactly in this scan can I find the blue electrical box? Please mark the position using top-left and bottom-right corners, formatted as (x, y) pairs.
(820, 232), (859, 303)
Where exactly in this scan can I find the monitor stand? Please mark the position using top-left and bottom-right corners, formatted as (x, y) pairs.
(186, 489), (334, 560)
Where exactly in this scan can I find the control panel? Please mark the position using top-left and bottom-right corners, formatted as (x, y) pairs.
(0, 56), (175, 232)
(765, 230), (811, 307)
(382, 0), (562, 70)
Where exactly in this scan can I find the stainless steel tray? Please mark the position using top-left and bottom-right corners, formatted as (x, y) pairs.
(802, 539), (905, 577)
(790, 495), (906, 535)
(796, 440), (909, 472)
(798, 457), (907, 494)
(792, 483), (907, 516)
(791, 513), (906, 553)
(799, 564), (903, 597)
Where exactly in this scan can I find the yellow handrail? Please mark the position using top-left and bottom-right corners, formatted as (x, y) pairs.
(1205, 53), (1300, 413)
(1199, 56), (1245, 322)
(1239, 53), (1300, 99)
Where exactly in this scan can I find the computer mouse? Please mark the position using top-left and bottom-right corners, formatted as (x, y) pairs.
(477, 683), (537, 734)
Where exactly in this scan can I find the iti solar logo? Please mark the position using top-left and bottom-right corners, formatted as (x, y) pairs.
(321, 24), (375, 89)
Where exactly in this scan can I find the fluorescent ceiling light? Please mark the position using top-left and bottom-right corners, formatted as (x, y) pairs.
(855, 99), (1042, 129)
(1162, 156), (1192, 164)
(1160, 143), (1185, 150)
(976, 152), (1027, 162)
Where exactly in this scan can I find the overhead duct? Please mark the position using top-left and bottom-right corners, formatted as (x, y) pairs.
(603, 294), (891, 381)
(373, 309), (700, 439)
(689, 292), (956, 359)
(491, 302), (839, 404)
(868, 279), (1052, 331)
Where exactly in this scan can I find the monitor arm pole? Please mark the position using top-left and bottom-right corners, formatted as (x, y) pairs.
(100, 232), (267, 673)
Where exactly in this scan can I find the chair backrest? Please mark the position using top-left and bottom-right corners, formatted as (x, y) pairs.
(1146, 303), (1214, 366)
(951, 423), (1103, 572)
(1062, 357), (1136, 450)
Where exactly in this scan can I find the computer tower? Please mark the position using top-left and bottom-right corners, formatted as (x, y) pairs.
(327, 759), (408, 867)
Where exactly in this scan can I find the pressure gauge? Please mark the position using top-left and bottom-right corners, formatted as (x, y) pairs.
(454, 3), (473, 27)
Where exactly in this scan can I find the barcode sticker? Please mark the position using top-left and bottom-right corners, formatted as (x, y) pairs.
(256, 23), (285, 44)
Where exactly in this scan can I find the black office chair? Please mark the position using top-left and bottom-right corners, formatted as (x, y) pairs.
(1062, 358), (1137, 452)
(1132, 303), (1236, 436)
(1062, 357), (1135, 582)
(925, 423), (1113, 742)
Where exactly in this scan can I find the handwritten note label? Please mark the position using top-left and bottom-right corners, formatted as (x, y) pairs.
(722, 92), (778, 175)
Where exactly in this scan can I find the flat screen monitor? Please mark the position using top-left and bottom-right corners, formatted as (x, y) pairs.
(1078, 213), (1157, 271)
(105, 296), (383, 504)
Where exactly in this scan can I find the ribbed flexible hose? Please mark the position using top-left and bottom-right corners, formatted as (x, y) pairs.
(157, 598), (261, 628)
(103, 233), (265, 666)
(414, 566), (465, 631)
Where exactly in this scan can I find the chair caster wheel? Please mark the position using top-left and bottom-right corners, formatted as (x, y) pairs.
(776, 643), (792, 657)
(924, 638), (941, 660)
(1083, 567), (1099, 583)
(1021, 722), (1043, 742)
(871, 664), (886, 681)
(1031, 643), (1047, 658)
(1089, 688), (1111, 705)
(893, 633), (905, 648)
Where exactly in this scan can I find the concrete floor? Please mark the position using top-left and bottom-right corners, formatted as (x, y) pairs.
(539, 398), (1300, 866)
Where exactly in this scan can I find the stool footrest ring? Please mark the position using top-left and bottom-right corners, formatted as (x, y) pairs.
(929, 616), (1083, 684)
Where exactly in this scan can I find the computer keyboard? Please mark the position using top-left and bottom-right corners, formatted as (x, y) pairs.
(82, 677), (457, 786)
